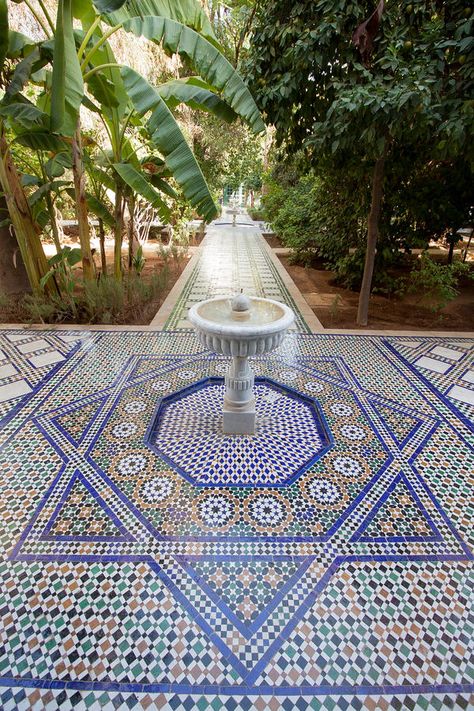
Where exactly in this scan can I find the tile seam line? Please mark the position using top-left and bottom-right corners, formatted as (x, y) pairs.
(0, 323), (472, 337)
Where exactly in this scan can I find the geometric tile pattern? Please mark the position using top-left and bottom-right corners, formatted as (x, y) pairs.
(385, 336), (474, 425)
(0, 329), (473, 709)
(146, 377), (332, 486)
(0, 329), (93, 421)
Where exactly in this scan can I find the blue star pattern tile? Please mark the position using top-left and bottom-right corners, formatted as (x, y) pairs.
(0, 329), (472, 710)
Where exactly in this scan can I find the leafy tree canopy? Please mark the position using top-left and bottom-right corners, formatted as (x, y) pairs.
(245, 0), (473, 163)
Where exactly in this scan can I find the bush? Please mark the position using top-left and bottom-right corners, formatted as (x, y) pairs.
(405, 254), (473, 312)
(22, 270), (170, 325)
(247, 207), (265, 221)
(263, 171), (363, 269)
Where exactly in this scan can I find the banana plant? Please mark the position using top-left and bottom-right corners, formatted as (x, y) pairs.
(51, 0), (264, 277)
(0, 2), (58, 295)
(1, 0), (265, 286)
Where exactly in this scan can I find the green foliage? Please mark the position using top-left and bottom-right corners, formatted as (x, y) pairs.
(192, 113), (264, 198)
(132, 245), (146, 275)
(246, 1), (473, 161)
(247, 207), (265, 221)
(40, 247), (82, 316)
(24, 270), (171, 324)
(263, 162), (366, 271)
(121, 66), (218, 222)
(406, 254), (474, 312)
(113, 162), (171, 220)
(121, 15), (265, 132)
(158, 77), (238, 123)
(246, 0), (473, 312)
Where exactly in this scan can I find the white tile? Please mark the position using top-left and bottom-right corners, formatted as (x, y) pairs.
(398, 340), (423, 348)
(58, 334), (83, 343)
(16, 338), (50, 354)
(5, 332), (30, 342)
(414, 356), (451, 374)
(461, 370), (474, 385)
(0, 379), (31, 402)
(431, 345), (464, 361)
(450, 340), (471, 348)
(0, 363), (17, 379)
(447, 385), (474, 406)
(29, 350), (65, 368)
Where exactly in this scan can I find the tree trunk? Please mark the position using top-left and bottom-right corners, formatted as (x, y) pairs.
(356, 153), (386, 326)
(98, 217), (107, 275)
(462, 228), (473, 263)
(127, 193), (135, 270)
(114, 182), (124, 281)
(0, 196), (30, 295)
(45, 192), (62, 253)
(72, 122), (94, 281)
(0, 129), (54, 295)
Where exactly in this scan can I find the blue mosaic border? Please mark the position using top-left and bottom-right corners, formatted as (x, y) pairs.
(351, 470), (443, 543)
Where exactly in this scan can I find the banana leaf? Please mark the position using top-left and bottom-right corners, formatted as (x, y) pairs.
(121, 67), (217, 221)
(6, 47), (42, 97)
(113, 162), (171, 221)
(0, 0), (8, 70)
(148, 174), (178, 199)
(15, 131), (69, 152)
(51, 0), (84, 135)
(121, 16), (265, 133)
(0, 102), (49, 130)
(158, 77), (237, 123)
(66, 187), (115, 226)
(7, 31), (36, 59)
(29, 180), (70, 206)
(105, 0), (219, 48)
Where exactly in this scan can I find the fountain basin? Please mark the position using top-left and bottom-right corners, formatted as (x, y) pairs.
(188, 296), (294, 357)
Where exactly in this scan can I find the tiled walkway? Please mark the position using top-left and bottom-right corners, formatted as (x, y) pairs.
(0, 221), (473, 710)
(164, 219), (310, 331)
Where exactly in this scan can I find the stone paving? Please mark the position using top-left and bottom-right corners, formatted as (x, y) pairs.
(0, 219), (473, 710)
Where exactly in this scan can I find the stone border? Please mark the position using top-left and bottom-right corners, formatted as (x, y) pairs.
(149, 238), (206, 329)
(259, 232), (324, 332)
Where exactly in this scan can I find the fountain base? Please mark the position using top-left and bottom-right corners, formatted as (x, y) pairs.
(223, 396), (256, 435)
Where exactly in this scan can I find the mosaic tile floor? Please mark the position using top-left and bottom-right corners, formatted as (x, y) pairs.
(0, 329), (473, 710)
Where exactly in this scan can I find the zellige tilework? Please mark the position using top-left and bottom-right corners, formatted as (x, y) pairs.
(0, 328), (472, 710)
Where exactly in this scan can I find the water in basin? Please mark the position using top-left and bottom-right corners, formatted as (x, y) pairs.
(197, 298), (285, 327)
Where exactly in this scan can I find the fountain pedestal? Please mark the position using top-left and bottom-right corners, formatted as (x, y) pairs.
(223, 355), (255, 434)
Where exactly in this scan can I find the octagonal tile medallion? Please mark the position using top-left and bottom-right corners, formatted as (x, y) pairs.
(145, 377), (333, 487)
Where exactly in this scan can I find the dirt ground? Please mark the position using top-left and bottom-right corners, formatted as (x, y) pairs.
(0, 238), (190, 326)
(264, 233), (283, 248)
(279, 256), (474, 331)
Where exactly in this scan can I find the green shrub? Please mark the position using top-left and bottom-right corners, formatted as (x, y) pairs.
(22, 269), (170, 325)
(248, 207), (265, 221)
(405, 254), (473, 312)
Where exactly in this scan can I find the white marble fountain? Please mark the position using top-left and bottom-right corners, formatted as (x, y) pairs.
(189, 293), (294, 434)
